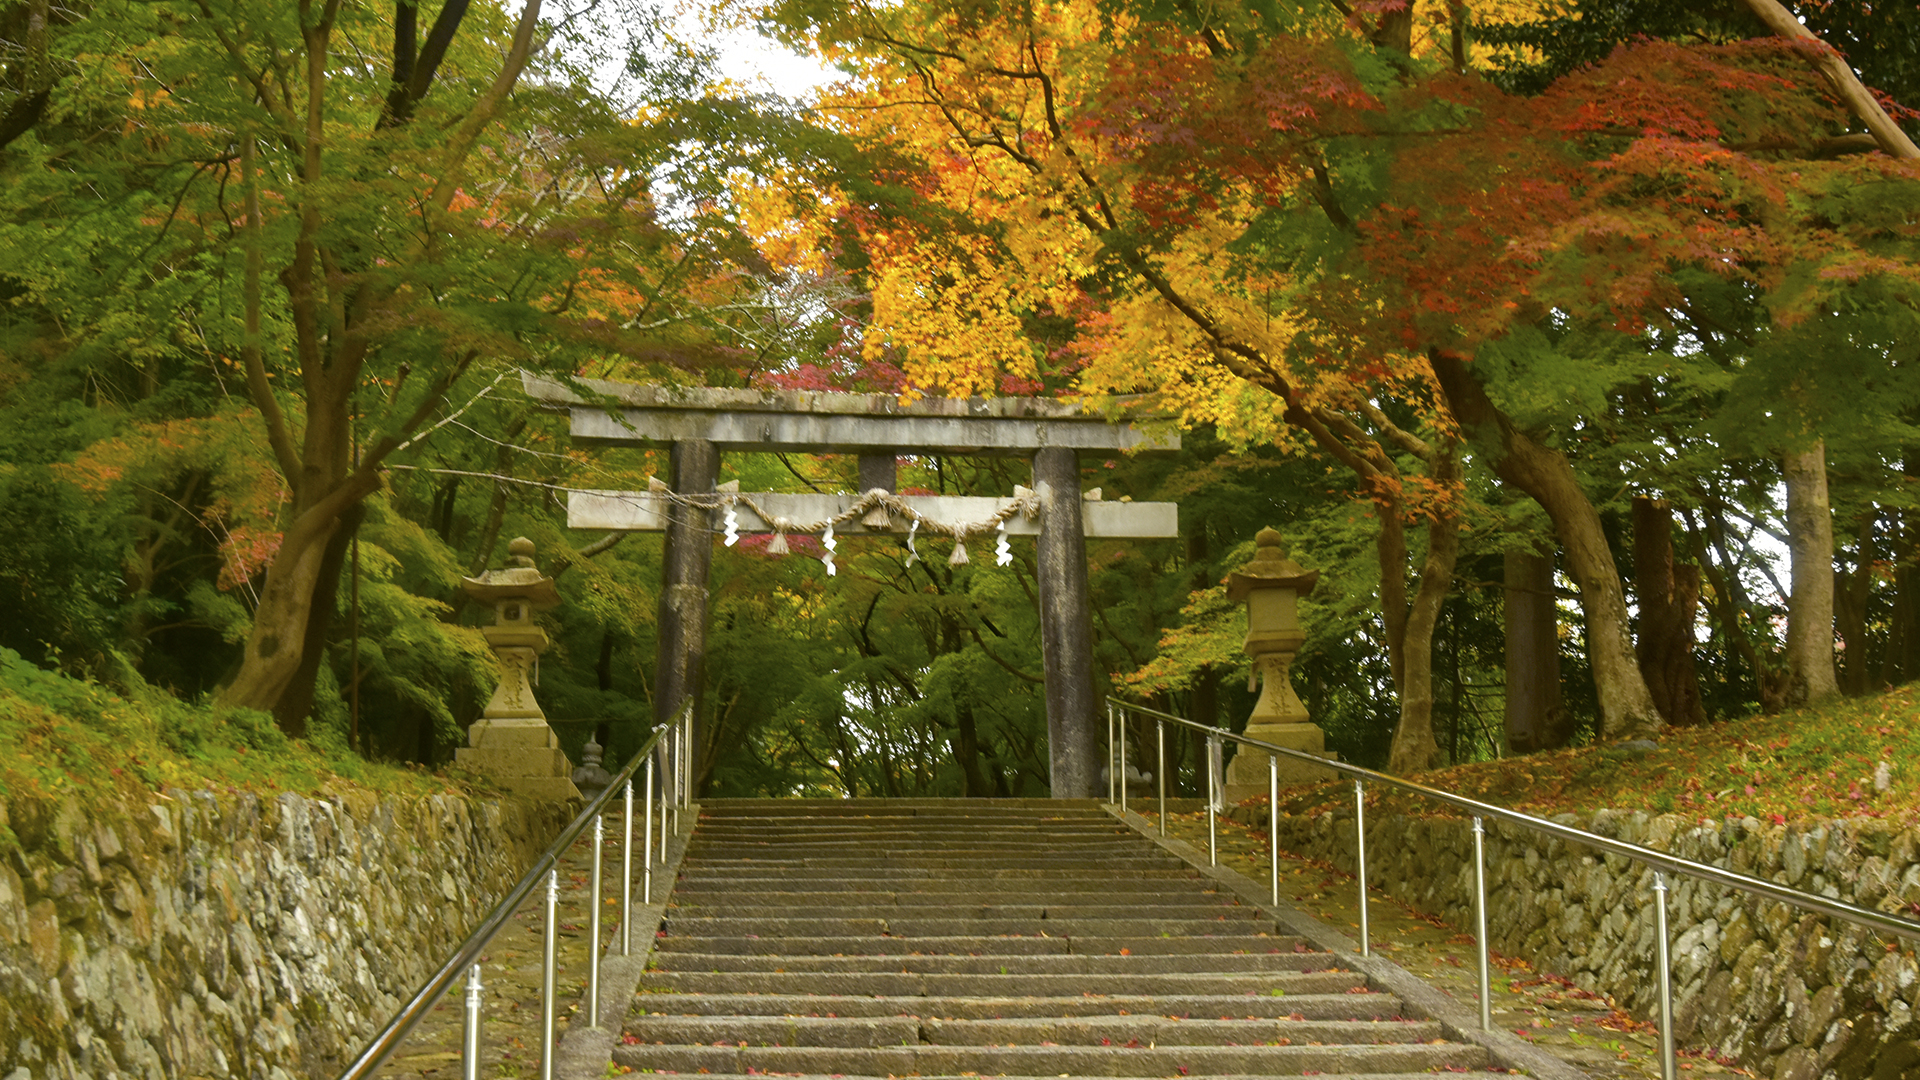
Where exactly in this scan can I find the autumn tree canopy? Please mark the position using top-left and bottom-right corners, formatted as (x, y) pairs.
(1, 0), (1916, 788)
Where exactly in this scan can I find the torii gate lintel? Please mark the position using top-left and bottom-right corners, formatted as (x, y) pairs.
(528, 374), (1180, 799)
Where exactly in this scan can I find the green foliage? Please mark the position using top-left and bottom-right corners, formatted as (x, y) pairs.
(0, 646), (449, 803)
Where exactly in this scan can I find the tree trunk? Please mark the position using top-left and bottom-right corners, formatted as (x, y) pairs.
(1835, 512), (1876, 696)
(1783, 441), (1840, 706)
(1885, 451), (1920, 686)
(271, 502), (365, 735)
(1429, 351), (1663, 741)
(1632, 497), (1706, 726)
(218, 512), (344, 722)
(1385, 445), (1460, 775)
(1503, 548), (1565, 752)
(954, 698), (991, 797)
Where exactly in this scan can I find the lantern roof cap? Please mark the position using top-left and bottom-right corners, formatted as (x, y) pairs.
(1226, 527), (1318, 600)
(461, 537), (561, 607)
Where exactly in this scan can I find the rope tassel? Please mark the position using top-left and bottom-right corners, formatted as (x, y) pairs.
(767, 517), (791, 557)
(949, 537), (969, 566)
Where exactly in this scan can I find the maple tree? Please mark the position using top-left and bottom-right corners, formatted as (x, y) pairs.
(740, 0), (1920, 768)
(0, 0), (743, 732)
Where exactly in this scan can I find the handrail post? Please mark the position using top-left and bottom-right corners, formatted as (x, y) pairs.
(1268, 754), (1279, 907)
(461, 963), (482, 1080)
(1654, 873), (1677, 1080)
(540, 868), (559, 1080)
(644, 757), (656, 904)
(1118, 708), (1128, 815)
(621, 781), (634, 955)
(664, 734), (679, 853)
(1471, 817), (1491, 1032)
(1354, 779), (1369, 957)
(1107, 703), (1117, 804)
(1205, 734), (1218, 867)
(1156, 720), (1166, 837)
(681, 707), (693, 808)
(587, 814), (604, 1028)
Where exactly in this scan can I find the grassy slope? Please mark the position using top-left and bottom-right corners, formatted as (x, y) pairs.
(1270, 682), (1920, 826)
(0, 649), (489, 822)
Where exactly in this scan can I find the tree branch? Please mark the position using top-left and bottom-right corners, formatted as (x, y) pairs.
(429, 0), (545, 212)
(238, 138), (303, 484)
(1740, 0), (1919, 159)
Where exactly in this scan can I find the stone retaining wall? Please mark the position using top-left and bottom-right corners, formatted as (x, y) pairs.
(0, 786), (570, 1080)
(1237, 805), (1920, 1080)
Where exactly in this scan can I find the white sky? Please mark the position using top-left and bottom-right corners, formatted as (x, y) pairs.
(672, 2), (839, 100)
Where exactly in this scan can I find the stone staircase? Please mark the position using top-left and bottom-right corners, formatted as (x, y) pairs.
(612, 798), (1492, 1079)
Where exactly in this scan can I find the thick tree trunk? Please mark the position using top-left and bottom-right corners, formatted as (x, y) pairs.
(1783, 441), (1840, 706)
(218, 512), (344, 720)
(1430, 352), (1662, 741)
(1503, 548), (1566, 752)
(1631, 497), (1706, 726)
(272, 502), (365, 735)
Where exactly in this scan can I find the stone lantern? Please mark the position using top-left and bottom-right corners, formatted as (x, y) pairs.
(452, 538), (581, 801)
(1222, 528), (1334, 802)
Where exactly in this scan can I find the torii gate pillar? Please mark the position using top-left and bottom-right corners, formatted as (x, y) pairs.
(656, 439), (718, 779)
(1033, 447), (1101, 798)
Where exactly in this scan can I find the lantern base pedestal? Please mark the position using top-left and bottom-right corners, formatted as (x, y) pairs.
(456, 720), (582, 801)
(1222, 722), (1337, 804)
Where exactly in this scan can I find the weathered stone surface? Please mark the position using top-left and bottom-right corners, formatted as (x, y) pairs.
(1242, 803), (1920, 1080)
(0, 788), (567, 1079)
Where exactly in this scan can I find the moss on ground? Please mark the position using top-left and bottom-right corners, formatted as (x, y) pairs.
(0, 648), (495, 825)
(1261, 682), (1920, 825)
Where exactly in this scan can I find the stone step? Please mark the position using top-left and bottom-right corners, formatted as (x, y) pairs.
(646, 951), (1336, 975)
(693, 823), (1133, 834)
(659, 916), (1279, 938)
(599, 1074), (1456, 1080)
(663, 889), (1240, 908)
(623, 1013), (1444, 1048)
(664, 903), (1266, 921)
(691, 823), (1129, 835)
(612, 800), (1487, 1080)
(608, 1040), (1486, 1076)
(680, 857), (1189, 871)
(688, 841), (1148, 855)
(650, 934), (1317, 956)
(634, 969), (1367, 997)
(628, 991), (1406, 1021)
(669, 872), (1212, 891)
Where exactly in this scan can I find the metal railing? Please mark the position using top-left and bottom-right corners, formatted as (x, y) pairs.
(337, 704), (696, 1080)
(1107, 697), (1920, 1080)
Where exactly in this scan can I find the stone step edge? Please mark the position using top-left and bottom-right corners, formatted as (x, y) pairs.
(622, 990), (1408, 1019)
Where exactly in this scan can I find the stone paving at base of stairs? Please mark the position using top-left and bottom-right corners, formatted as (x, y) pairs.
(1144, 807), (1754, 1080)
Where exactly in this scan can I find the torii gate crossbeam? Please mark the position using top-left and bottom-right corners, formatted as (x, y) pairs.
(526, 374), (1180, 798)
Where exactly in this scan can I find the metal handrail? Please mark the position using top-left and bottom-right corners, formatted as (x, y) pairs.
(337, 706), (691, 1080)
(1108, 696), (1920, 1080)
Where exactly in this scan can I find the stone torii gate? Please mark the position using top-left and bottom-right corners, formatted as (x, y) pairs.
(524, 374), (1180, 798)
